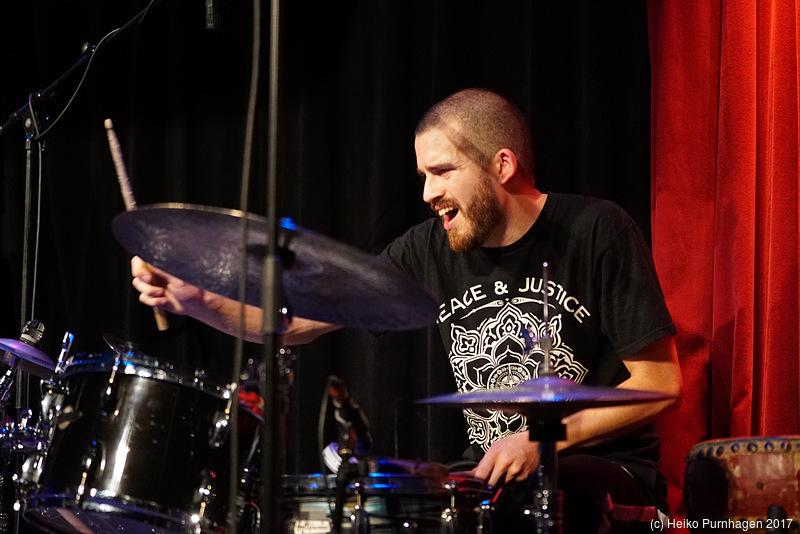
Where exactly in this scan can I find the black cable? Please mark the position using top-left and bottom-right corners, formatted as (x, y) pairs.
(229, 0), (261, 530)
(30, 0), (159, 140)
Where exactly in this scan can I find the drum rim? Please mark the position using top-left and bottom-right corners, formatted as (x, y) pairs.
(60, 351), (231, 398)
(282, 472), (492, 495)
(24, 492), (190, 530)
(687, 435), (800, 460)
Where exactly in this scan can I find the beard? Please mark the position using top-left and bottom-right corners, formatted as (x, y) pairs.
(446, 173), (501, 252)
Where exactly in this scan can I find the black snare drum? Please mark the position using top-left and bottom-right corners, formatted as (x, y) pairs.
(282, 471), (492, 533)
(23, 352), (261, 533)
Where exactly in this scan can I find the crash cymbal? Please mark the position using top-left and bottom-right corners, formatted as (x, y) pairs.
(112, 204), (438, 331)
(0, 338), (55, 379)
(418, 374), (675, 420)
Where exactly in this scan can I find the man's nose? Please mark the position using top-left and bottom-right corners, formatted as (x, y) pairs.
(422, 175), (443, 204)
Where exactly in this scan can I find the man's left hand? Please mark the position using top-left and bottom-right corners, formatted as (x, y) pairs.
(472, 432), (540, 487)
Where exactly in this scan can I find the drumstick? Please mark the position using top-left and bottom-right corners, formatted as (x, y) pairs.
(104, 118), (169, 331)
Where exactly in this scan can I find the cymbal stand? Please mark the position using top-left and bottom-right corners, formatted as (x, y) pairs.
(526, 418), (564, 534)
(258, 0), (284, 531)
(524, 262), (563, 534)
(0, 360), (20, 408)
(0, 352), (27, 532)
(0, 320), (46, 444)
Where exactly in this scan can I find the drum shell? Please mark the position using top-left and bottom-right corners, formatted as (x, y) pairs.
(25, 353), (261, 533)
(281, 472), (492, 534)
(684, 436), (800, 532)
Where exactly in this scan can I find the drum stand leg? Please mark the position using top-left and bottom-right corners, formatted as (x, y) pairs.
(526, 419), (565, 534)
(332, 457), (369, 534)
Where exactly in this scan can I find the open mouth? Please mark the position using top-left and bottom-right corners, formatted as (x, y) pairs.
(438, 206), (459, 231)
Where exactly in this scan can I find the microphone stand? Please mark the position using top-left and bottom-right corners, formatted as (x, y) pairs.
(0, 0), (166, 418)
(15, 114), (38, 425)
(0, 3), (166, 531)
(0, 0), (163, 137)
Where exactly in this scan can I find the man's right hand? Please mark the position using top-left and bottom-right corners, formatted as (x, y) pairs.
(131, 255), (338, 344)
(131, 256), (204, 317)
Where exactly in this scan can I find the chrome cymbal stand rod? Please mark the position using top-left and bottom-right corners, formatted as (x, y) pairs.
(540, 262), (553, 375)
(528, 419), (564, 534)
(529, 262), (563, 534)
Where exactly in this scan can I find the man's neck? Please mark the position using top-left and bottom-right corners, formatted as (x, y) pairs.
(484, 188), (547, 248)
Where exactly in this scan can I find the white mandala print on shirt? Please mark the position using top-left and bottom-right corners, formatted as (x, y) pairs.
(448, 301), (588, 451)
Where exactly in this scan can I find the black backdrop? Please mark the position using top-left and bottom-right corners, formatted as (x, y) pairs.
(0, 1), (650, 474)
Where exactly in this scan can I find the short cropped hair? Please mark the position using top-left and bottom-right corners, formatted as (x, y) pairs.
(415, 88), (535, 174)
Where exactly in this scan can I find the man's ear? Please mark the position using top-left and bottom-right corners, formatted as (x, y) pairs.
(492, 148), (518, 185)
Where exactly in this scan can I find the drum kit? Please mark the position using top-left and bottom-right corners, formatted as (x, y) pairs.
(0, 205), (675, 534)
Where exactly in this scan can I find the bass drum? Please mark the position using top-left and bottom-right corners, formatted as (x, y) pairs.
(22, 351), (262, 534)
(282, 471), (492, 533)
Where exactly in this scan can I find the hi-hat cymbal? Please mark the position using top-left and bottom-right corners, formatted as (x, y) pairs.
(0, 338), (55, 378)
(112, 204), (438, 331)
(418, 374), (675, 420)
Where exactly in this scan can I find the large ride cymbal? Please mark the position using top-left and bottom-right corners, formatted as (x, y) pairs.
(112, 204), (438, 331)
(0, 338), (55, 378)
(418, 374), (675, 420)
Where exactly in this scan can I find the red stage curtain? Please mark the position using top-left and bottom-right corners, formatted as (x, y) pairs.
(649, 0), (800, 529)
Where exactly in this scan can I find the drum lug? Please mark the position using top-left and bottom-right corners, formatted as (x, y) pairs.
(77, 441), (103, 501)
(99, 356), (123, 417)
(440, 480), (458, 533)
(440, 509), (457, 533)
(209, 411), (230, 448)
(195, 468), (217, 513)
(209, 384), (238, 448)
(39, 378), (67, 433)
(99, 386), (118, 417)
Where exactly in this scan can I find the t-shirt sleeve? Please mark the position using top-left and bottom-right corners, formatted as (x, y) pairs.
(597, 211), (676, 359)
(376, 221), (433, 282)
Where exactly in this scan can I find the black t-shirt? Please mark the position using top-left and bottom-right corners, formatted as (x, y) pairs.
(379, 192), (676, 498)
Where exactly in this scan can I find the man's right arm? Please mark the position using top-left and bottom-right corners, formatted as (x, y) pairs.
(131, 256), (339, 344)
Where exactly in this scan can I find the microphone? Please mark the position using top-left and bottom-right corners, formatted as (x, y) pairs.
(205, 0), (219, 29)
(20, 319), (45, 347)
(0, 320), (45, 404)
(328, 376), (372, 457)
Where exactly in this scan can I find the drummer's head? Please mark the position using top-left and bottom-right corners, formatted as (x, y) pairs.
(414, 89), (535, 179)
(414, 89), (536, 252)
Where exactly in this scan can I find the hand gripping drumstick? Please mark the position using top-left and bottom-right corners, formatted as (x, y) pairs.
(104, 118), (169, 331)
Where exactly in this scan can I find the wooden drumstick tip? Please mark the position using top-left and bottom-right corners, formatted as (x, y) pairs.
(104, 118), (114, 130)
